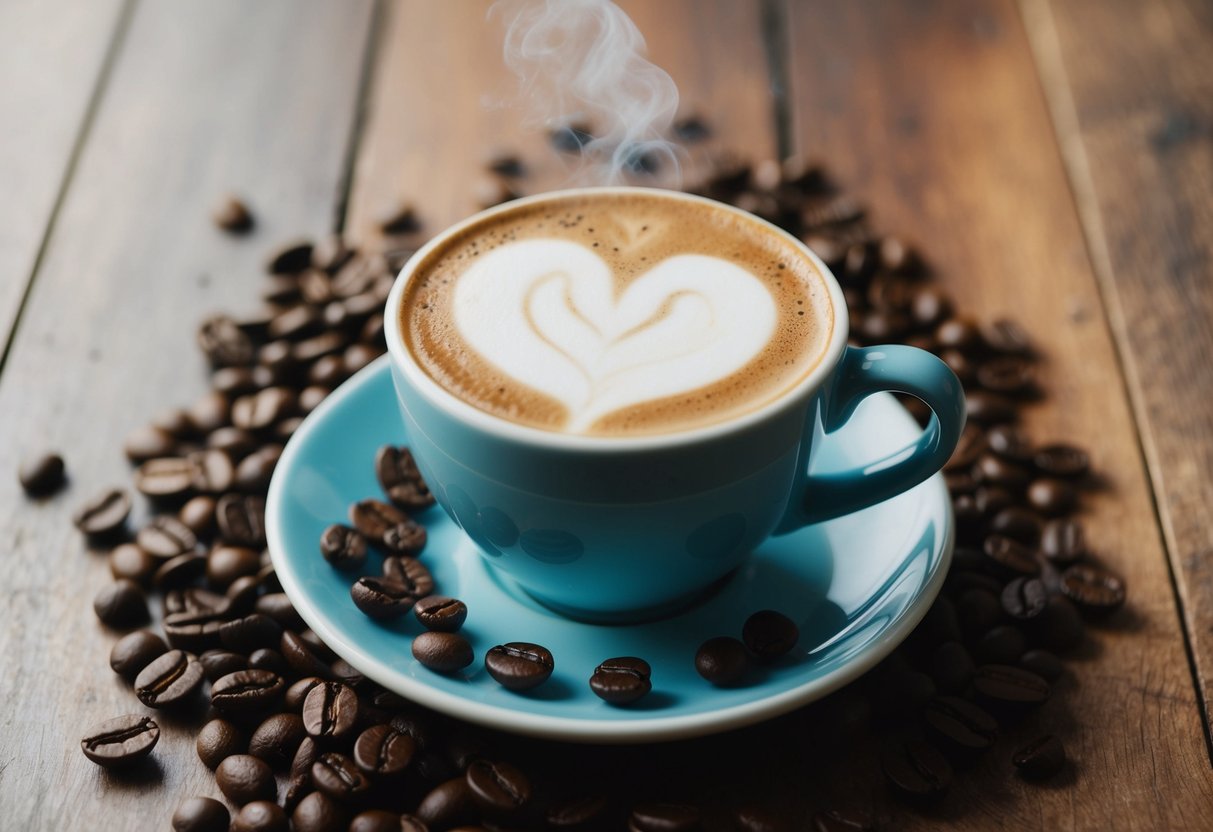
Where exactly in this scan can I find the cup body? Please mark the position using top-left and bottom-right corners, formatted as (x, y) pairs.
(385, 187), (849, 620)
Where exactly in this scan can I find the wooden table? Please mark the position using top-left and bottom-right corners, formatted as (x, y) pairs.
(1, 1), (1210, 828)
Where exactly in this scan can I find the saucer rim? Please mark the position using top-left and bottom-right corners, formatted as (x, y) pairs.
(267, 355), (953, 744)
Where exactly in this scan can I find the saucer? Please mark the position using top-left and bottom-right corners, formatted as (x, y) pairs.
(267, 357), (952, 743)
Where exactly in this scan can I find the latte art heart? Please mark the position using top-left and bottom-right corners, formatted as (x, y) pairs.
(453, 239), (777, 433)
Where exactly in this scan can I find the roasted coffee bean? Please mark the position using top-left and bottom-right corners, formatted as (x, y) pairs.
(276, 631), (329, 679)
(382, 518), (427, 556)
(923, 695), (998, 753)
(940, 348), (976, 384)
(546, 795), (609, 828)
(628, 802), (703, 831)
(108, 542), (157, 585)
(302, 681), (360, 739)
(353, 724), (416, 776)
(1039, 595), (1085, 651)
(249, 647), (289, 675)
(351, 576), (419, 620)
(179, 495), (217, 535)
(1034, 443), (1090, 479)
(217, 494), (266, 547)
(589, 656), (651, 704)
(484, 642), (555, 691)
(350, 498), (410, 541)
(742, 609), (799, 660)
(982, 535), (1039, 578)
(308, 355), (346, 387)
(134, 457), (196, 500)
(292, 791), (349, 832)
(909, 286), (951, 327)
(231, 801), (288, 832)
(1027, 477), (1077, 516)
(930, 641), (975, 693)
(975, 625), (1028, 665)
(977, 356), (1035, 395)
(812, 808), (876, 832)
(319, 524), (367, 571)
(312, 752), (372, 801)
(1019, 648), (1064, 682)
(1013, 734), (1066, 780)
(935, 317), (980, 350)
(1040, 518), (1085, 566)
(220, 613), (282, 653)
(187, 391), (232, 435)
(292, 332), (347, 365)
(986, 424), (1033, 463)
(965, 390), (1018, 424)
(212, 669), (286, 715)
(417, 776), (477, 828)
(973, 486), (1015, 518)
(1060, 565), (1126, 616)
(880, 738), (952, 802)
(348, 811), (425, 832)
(200, 649), (248, 682)
(1001, 577), (1048, 620)
(234, 445), (282, 492)
(342, 343), (380, 377)
(382, 556), (434, 596)
(414, 596), (468, 632)
(413, 632), (474, 674)
(18, 452), (65, 496)
(198, 314), (255, 367)
(217, 754), (277, 806)
(135, 649), (204, 707)
(173, 796), (232, 832)
(945, 423), (987, 472)
(981, 317), (1033, 355)
(232, 387), (297, 431)
(972, 453), (1031, 490)
(110, 629), (168, 680)
(466, 758), (531, 812)
(695, 636), (750, 686)
(974, 664), (1049, 709)
(81, 714), (159, 767)
(312, 234), (353, 274)
(387, 480), (435, 511)
(732, 805), (789, 832)
(298, 385), (330, 414)
(990, 507), (1043, 545)
(197, 718), (245, 769)
(256, 592), (303, 629)
(152, 407), (194, 437)
(154, 553), (208, 591)
(73, 487), (131, 536)
(285, 677), (325, 712)
(93, 579), (148, 628)
(290, 737), (320, 785)
(212, 366), (261, 397)
(208, 545), (261, 588)
(267, 240), (314, 274)
(136, 515), (198, 558)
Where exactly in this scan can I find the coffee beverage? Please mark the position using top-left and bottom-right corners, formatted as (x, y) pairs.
(399, 190), (833, 436)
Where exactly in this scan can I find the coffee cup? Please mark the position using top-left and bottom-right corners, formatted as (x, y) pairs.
(384, 187), (965, 622)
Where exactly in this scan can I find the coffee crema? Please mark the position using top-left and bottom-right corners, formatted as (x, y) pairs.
(399, 190), (833, 437)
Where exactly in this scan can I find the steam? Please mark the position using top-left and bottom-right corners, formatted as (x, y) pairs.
(491, 0), (682, 186)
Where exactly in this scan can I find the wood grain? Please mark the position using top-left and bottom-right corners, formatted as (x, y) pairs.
(784, 0), (1213, 826)
(0, 1), (374, 828)
(1023, 0), (1213, 750)
(0, 0), (128, 352)
(345, 0), (776, 246)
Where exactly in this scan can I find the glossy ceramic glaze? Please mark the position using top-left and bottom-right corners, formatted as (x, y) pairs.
(266, 357), (953, 743)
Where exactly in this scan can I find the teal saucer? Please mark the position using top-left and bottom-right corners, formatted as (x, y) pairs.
(267, 357), (952, 743)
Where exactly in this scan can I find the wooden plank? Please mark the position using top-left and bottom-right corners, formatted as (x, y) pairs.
(0, 1), (374, 828)
(345, 0), (776, 246)
(1023, 0), (1213, 751)
(784, 0), (1213, 827)
(0, 0), (128, 352)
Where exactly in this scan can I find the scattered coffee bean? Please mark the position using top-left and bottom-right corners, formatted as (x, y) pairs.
(211, 668), (286, 715)
(93, 579), (148, 628)
(137, 515), (198, 558)
(319, 523), (367, 571)
(589, 656), (651, 705)
(217, 753), (277, 806)
(312, 751), (372, 802)
(982, 535), (1039, 578)
(232, 801), (288, 832)
(812, 808), (876, 832)
(1001, 577), (1048, 620)
(742, 610), (799, 660)
(413, 631), (474, 674)
(155, 553), (208, 590)
(200, 649), (248, 682)
(216, 493), (267, 547)
(214, 195), (254, 233)
(73, 487), (131, 537)
(923, 695), (998, 753)
(173, 796), (232, 832)
(1027, 477), (1077, 516)
(1041, 517), (1085, 564)
(1034, 443), (1089, 479)
(1061, 565), (1126, 616)
(695, 636), (749, 685)
(628, 802), (701, 831)
(976, 624), (1028, 665)
(247, 712), (306, 770)
(134, 649), (204, 707)
(484, 642), (554, 691)
(80, 714), (159, 767)
(109, 629), (168, 681)
(382, 555), (434, 596)
(197, 718), (245, 769)
(302, 681), (359, 739)
(881, 738), (952, 802)
(178, 495), (217, 535)
(208, 545), (262, 588)
(973, 664), (1049, 708)
(414, 595), (468, 632)
(464, 758), (531, 812)
(353, 723), (416, 776)
(18, 451), (65, 496)
(292, 790), (349, 832)
(1013, 734), (1066, 780)
(351, 576), (418, 620)
(108, 542), (157, 585)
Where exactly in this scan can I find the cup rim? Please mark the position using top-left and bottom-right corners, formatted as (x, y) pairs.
(384, 185), (850, 453)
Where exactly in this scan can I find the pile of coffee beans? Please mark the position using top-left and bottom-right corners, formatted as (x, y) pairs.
(33, 117), (1128, 830)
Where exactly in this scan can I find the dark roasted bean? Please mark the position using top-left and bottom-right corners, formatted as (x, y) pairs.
(976, 625), (1028, 665)
(93, 579), (148, 628)
(133, 457), (195, 500)
(256, 592), (303, 629)
(977, 356), (1035, 395)
(302, 682), (360, 739)
(18, 452), (65, 496)
(945, 423), (987, 471)
(173, 796), (232, 832)
(986, 424), (1034, 463)
(484, 642), (554, 691)
(589, 656), (651, 704)
(231, 801), (288, 832)
(972, 453), (1031, 490)
(220, 613), (283, 653)
(416, 777), (477, 829)
(208, 545), (262, 588)
(1061, 565), (1126, 616)
(312, 752), (372, 802)
(1034, 443), (1090, 479)
(179, 495), (218, 536)
(234, 445), (282, 492)
(74, 487), (131, 536)
(413, 632), (474, 674)
(1001, 577), (1048, 620)
(965, 390), (1018, 424)
(154, 553), (208, 591)
(247, 713), (306, 770)
(212, 669), (286, 715)
(109, 629), (168, 681)
(881, 739), (952, 802)
(1027, 477), (1077, 516)
(249, 647), (289, 675)
(351, 576), (419, 620)
(137, 515), (198, 558)
(199, 650), (248, 682)
(547, 795), (609, 829)
(1019, 648), (1064, 682)
(812, 808), (876, 832)
(742, 609), (799, 660)
(109, 543), (157, 585)
(974, 664), (1049, 708)
(382, 555), (434, 596)
(135, 649), (204, 707)
(292, 791), (349, 832)
(695, 636), (749, 686)
(466, 758), (531, 812)
(319, 524), (367, 571)
(199, 315), (255, 366)
(1013, 734), (1066, 780)
(217, 494), (266, 547)
(217, 754), (277, 806)
(414, 595), (468, 632)
(923, 695), (998, 753)
(187, 391), (231, 435)
(267, 240), (314, 274)
(982, 535), (1039, 578)
(353, 724), (416, 776)
(989, 507), (1043, 545)
(1039, 595), (1085, 651)
(232, 387), (297, 432)
(81, 714), (159, 768)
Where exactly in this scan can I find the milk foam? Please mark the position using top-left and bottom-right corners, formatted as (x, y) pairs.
(453, 239), (777, 433)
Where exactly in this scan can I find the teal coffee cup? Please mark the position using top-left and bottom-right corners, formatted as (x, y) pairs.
(385, 187), (965, 622)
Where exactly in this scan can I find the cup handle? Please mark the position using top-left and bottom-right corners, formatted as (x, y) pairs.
(776, 344), (966, 531)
